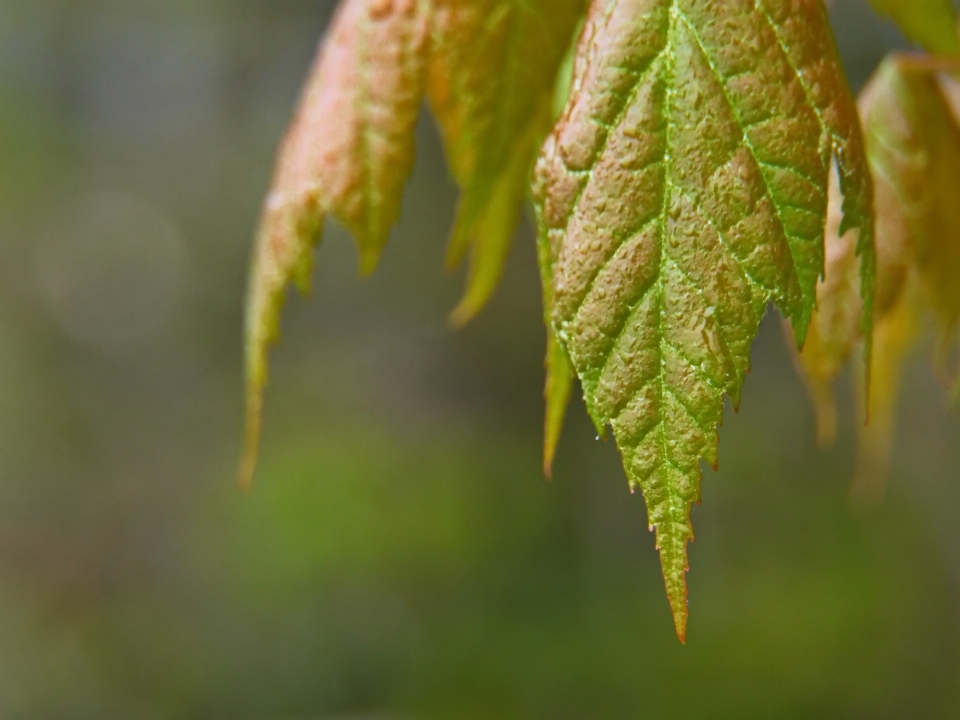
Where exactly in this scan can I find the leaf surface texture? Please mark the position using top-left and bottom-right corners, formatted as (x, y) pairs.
(429, 0), (587, 323)
(534, 0), (874, 639)
(241, 0), (586, 485)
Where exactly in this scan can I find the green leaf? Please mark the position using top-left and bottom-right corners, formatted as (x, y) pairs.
(542, 330), (575, 478)
(863, 56), (960, 367)
(793, 54), (960, 502)
(428, 0), (587, 324)
(854, 54), (960, 499)
(240, 0), (431, 489)
(851, 276), (921, 510)
(241, 0), (587, 485)
(866, 0), (960, 55)
(534, 0), (873, 641)
(790, 167), (863, 448)
(538, 193), (575, 478)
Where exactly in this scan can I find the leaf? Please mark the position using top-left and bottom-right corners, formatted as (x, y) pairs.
(790, 166), (862, 448)
(242, 0), (587, 486)
(538, 194), (575, 479)
(850, 276), (921, 510)
(542, 331), (575, 478)
(853, 55), (960, 495)
(540, 16), (588, 474)
(793, 54), (960, 500)
(240, 0), (431, 489)
(445, 110), (550, 327)
(866, 0), (960, 55)
(428, 0), (587, 324)
(534, 0), (873, 641)
(862, 56), (960, 372)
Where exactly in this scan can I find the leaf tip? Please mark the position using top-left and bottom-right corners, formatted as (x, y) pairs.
(444, 203), (474, 273)
(542, 334), (573, 481)
(542, 454), (555, 481)
(792, 311), (811, 353)
(358, 244), (384, 278)
(447, 297), (479, 329)
(656, 526), (691, 645)
(812, 383), (840, 448)
(541, 422), (561, 481)
(670, 591), (688, 644)
(446, 243), (515, 328)
(541, 416), (562, 480)
(237, 437), (258, 492)
(446, 241), (504, 328)
(238, 203), (311, 493)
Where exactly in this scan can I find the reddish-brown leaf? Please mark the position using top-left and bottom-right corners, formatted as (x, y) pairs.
(240, 0), (430, 489)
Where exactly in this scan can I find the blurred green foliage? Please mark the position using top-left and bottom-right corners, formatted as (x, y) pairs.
(1, 1), (960, 718)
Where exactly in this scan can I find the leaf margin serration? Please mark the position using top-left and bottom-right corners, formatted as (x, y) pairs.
(534, 0), (875, 641)
(241, 0), (588, 487)
(240, 0), (431, 490)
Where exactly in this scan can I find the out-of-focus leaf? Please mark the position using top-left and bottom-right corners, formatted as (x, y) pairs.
(542, 331), (574, 479)
(445, 106), (550, 327)
(429, 0), (587, 324)
(534, 0), (873, 641)
(854, 55), (960, 499)
(863, 56), (960, 370)
(866, 0), (960, 55)
(241, 0), (430, 489)
(242, 0), (588, 485)
(793, 54), (960, 501)
(791, 167), (862, 447)
(537, 203), (574, 479)
(851, 276), (922, 511)
(552, 16), (586, 120)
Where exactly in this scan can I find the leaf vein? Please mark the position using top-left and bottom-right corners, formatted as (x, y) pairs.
(568, 212), (661, 327)
(589, 277), (659, 390)
(662, 337), (726, 393)
(556, 49), (666, 232)
(663, 383), (714, 442)
(752, 0), (840, 153)
(665, 182), (769, 296)
(674, 7), (810, 305)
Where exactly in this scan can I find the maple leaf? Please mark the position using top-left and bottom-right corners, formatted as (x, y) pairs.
(240, 0), (431, 489)
(789, 167), (862, 447)
(794, 54), (960, 500)
(429, 0), (587, 325)
(240, 0), (585, 488)
(850, 276), (921, 509)
(864, 59), (960, 368)
(534, 0), (874, 641)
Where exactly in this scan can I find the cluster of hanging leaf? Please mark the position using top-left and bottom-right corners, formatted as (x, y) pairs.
(240, 0), (959, 642)
(793, 0), (960, 511)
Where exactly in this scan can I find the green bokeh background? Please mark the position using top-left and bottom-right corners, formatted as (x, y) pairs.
(1, 1), (960, 718)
